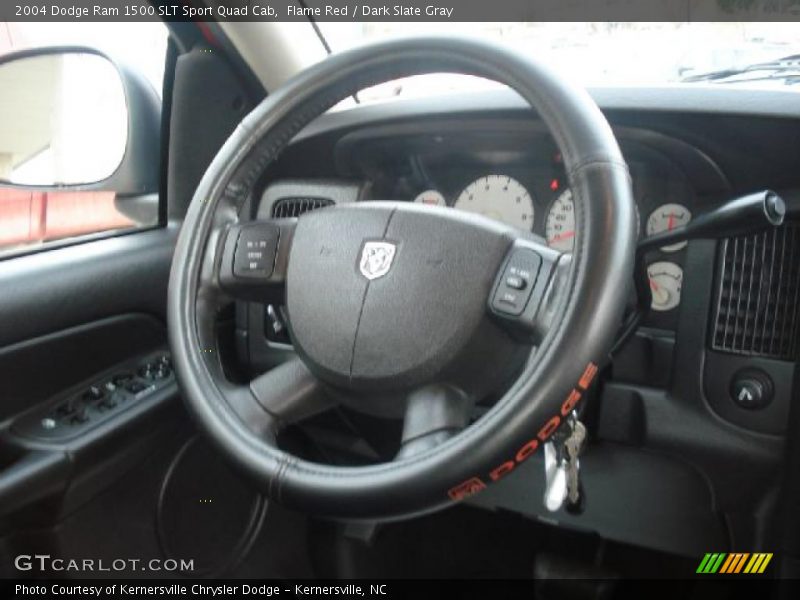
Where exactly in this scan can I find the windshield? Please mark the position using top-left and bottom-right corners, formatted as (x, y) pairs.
(318, 22), (800, 102)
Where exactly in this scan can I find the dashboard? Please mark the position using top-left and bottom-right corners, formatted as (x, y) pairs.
(241, 87), (800, 557)
(263, 120), (727, 327)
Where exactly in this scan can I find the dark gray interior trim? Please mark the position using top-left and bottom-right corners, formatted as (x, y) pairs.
(0, 225), (178, 348)
(298, 86), (800, 143)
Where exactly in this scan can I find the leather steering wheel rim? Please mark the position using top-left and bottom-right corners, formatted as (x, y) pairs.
(167, 37), (637, 519)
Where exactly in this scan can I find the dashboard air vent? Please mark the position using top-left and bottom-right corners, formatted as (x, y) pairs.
(711, 222), (800, 361)
(271, 197), (333, 218)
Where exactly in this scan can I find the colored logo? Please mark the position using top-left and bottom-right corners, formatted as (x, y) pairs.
(696, 552), (772, 574)
(447, 477), (487, 501)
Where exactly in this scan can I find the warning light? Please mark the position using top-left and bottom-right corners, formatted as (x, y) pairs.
(550, 179), (560, 191)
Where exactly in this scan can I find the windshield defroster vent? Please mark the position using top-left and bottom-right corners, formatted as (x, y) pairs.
(711, 222), (800, 361)
(271, 197), (333, 219)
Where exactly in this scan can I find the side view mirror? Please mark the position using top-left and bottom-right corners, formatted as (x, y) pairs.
(0, 46), (160, 195)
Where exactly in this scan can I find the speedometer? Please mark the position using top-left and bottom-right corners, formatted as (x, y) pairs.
(546, 188), (641, 252)
(454, 175), (534, 231)
(545, 189), (576, 252)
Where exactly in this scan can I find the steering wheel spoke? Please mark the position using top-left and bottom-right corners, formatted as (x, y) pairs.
(217, 359), (333, 448)
(216, 218), (296, 303)
(396, 384), (473, 459)
(487, 237), (571, 344)
(248, 358), (334, 432)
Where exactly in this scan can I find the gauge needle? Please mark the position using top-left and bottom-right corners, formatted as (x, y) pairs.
(550, 231), (575, 243)
(649, 278), (669, 304)
(668, 214), (675, 231)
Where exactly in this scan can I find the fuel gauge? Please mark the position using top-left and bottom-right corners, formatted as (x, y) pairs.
(647, 261), (683, 312)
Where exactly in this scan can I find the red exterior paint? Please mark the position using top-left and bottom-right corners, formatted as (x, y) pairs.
(1, 25), (136, 252)
(0, 188), (133, 251)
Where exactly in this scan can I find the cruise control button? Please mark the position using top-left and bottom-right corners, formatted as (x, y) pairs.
(505, 275), (526, 290)
(492, 248), (542, 316)
(498, 291), (521, 306)
(233, 225), (279, 278)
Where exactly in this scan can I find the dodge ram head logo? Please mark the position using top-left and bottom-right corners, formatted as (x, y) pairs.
(359, 242), (396, 280)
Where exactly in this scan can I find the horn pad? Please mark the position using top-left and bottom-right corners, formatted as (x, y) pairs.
(286, 203), (523, 394)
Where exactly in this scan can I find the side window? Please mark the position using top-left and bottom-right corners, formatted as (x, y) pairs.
(0, 22), (168, 256)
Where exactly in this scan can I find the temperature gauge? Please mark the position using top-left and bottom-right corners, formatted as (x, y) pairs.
(646, 203), (692, 252)
(647, 261), (683, 312)
(414, 189), (446, 207)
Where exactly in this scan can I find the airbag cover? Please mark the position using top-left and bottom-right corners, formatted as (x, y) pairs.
(286, 203), (514, 391)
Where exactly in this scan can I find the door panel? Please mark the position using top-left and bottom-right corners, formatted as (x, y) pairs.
(0, 314), (168, 420)
(0, 225), (176, 349)
(0, 226), (179, 528)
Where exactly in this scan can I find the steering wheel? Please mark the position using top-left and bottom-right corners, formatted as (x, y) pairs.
(167, 37), (636, 519)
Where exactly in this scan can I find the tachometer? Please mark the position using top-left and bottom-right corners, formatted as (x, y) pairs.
(454, 175), (534, 231)
(545, 189), (576, 252)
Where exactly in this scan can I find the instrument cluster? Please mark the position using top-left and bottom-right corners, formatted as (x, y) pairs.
(371, 148), (696, 316)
